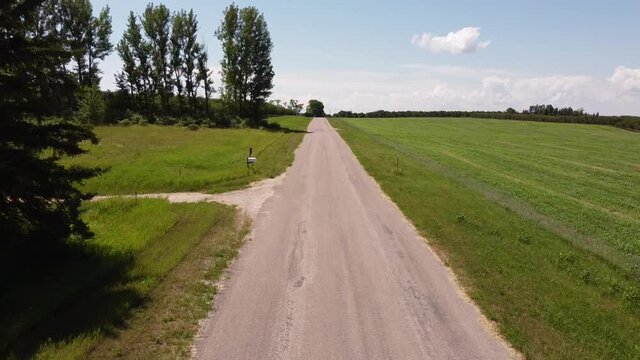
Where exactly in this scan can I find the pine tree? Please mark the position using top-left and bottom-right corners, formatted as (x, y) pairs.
(1, 0), (101, 247)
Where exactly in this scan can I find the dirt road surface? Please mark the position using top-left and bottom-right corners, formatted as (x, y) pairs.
(194, 118), (513, 359)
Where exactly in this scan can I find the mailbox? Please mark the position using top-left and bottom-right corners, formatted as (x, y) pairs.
(247, 156), (256, 164)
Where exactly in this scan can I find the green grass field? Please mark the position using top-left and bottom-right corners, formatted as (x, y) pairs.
(65, 116), (310, 195)
(1, 199), (246, 360)
(331, 117), (640, 359)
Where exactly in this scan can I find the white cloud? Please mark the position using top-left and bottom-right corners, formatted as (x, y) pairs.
(271, 66), (640, 116)
(400, 64), (516, 79)
(610, 66), (640, 92)
(411, 27), (491, 55)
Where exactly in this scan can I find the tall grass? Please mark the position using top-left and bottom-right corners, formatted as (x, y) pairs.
(64, 116), (310, 195)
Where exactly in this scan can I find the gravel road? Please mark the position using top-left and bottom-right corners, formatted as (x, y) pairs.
(194, 118), (514, 360)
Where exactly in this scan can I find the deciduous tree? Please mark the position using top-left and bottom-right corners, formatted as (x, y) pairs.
(142, 3), (171, 111)
(61, 0), (112, 86)
(197, 48), (214, 115)
(216, 4), (274, 124)
(306, 99), (325, 117)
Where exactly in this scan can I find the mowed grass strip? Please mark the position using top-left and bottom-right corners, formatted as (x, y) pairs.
(331, 118), (640, 359)
(65, 116), (310, 195)
(1, 198), (246, 359)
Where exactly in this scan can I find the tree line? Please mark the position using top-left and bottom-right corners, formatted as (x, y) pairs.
(104, 3), (283, 127)
(112, 5), (213, 122)
(334, 106), (640, 131)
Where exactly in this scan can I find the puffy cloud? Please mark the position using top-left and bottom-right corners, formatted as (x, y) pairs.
(610, 66), (640, 92)
(272, 66), (640, 115)
(411, 27), (491, 55)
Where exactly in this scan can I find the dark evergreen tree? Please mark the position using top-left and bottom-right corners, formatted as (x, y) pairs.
(0, 0), (101, 247)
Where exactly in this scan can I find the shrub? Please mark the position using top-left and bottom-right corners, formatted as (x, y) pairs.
(557, 252), (577, 270)
(129, 113), (146, 124)
(187, 123), (199, 131)
(157, 116), (178, 126)
(579, 270), (593, 284)
(623, 286), (640, 308)
(517, 233), (531, 244)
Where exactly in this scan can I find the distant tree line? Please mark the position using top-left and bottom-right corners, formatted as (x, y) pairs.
(334, 106), (640, 131)
(268, 99), (304, 115)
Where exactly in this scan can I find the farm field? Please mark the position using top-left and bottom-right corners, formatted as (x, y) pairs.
(0, 198), (246, 359)
(331, 117), (640, 359)
(64, 116), (310, 195)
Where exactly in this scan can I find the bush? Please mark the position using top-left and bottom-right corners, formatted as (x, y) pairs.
(129, 113), (147, 124)
(180, 116), (195, 126)
(187, 123), (199, 131)
(157, 115), (178, 126)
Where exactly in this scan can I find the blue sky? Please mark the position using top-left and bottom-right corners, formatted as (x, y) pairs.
(95, 0), (640, 115)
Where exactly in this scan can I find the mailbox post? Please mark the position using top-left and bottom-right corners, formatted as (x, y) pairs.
(246, 147), (256, 173)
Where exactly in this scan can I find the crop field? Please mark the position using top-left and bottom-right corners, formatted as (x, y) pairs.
(0, 198), (246, 359)
(331, 117), (640, 359)
(64, 116), (310, 195)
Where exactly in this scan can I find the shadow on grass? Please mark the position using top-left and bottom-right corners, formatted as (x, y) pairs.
(0, 241), (144, 359)
(262, 123), (310, 134)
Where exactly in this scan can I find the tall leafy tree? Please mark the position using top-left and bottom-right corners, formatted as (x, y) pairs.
(116, 11), (153, 114)
(242, 7), (274, 118)
(61, 0), (112, 86)
(216, 4), (241, 117)
(1, 0), (100, 247)
(182, 10), (200, 113)
(216, 5), (274, 124)
(87, 4), (113, 85)
(115, 22), (137, 97)
(170, 10), (187, 113)
(197, 47), (214, 115)
(142, 3), (171, 111)
(288, 99), (303, 114)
